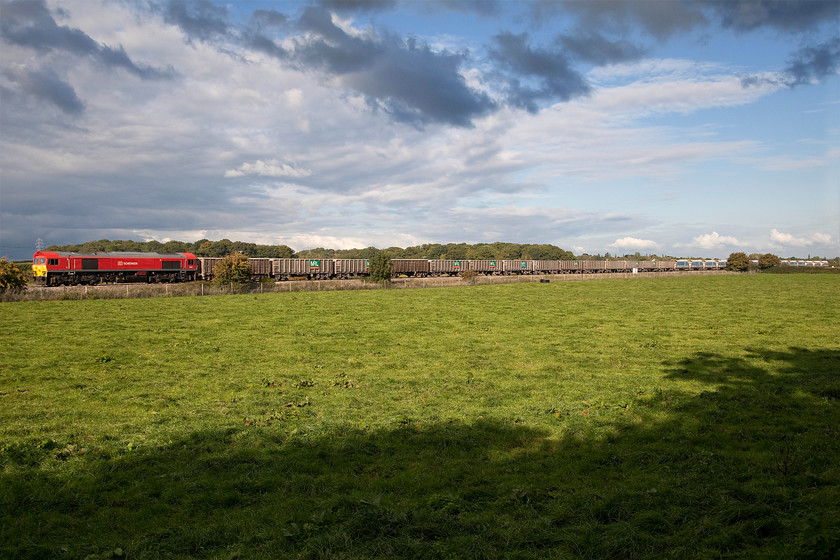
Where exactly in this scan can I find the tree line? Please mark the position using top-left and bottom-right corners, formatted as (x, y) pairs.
(42, 238), (838, 265)
(46, 239), (583, 260)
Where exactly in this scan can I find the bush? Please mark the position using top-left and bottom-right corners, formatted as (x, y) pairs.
(758, 253), (782, 270)
(0, 257), (28, 294)
(213, 252), (252, 285)
(727, 252), (750, 272)
(460, 269), (478, 283)
(368, 252), (392, 282)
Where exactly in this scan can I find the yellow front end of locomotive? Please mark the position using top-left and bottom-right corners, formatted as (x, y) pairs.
(32, 262), (47, 280)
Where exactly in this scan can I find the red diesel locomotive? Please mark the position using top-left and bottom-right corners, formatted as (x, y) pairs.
(32, 251), (198, 286)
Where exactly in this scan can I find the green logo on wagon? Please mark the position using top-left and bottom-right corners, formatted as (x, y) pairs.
(309, 260), (321, 268)
(454, 260), (461, 268)
(490, 261), (496, 267)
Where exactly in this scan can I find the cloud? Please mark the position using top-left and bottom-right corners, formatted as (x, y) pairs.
(709, 0), (839, 33)
(316, 0), (398, 13)
(557, 32), (646, 66)
(487, 31), (590, 112)
(783, 36), (840, 87)
(552, 0), (709, 40)
(285, 7), (496, 127)
(162, 0), (230, 43)
(770, 229), (833, 247)
(2, 66), (84, 114)
(688, 232), (741, 249)
(608, 237), (660, 251)
(555, 0), (839, 38)
(250, 9), (288, 29)
(0, 0), (174, 79)
(553, 0), (840, 91)
(224, 160), (312, 179)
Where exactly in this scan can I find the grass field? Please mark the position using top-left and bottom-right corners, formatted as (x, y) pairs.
(1, 275), (838, 559)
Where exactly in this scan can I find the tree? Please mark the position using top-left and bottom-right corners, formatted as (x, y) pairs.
(758, 253), (781, 270)
(368, 251), (392, 282)
(213, 252), (252, 285)
(727, 252), (750, 272)
(0, 258), (28, 294)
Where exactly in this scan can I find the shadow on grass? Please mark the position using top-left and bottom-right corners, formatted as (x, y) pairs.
(2, 348), (838, 559)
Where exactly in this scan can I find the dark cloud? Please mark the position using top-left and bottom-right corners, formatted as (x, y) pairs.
(316, 0), (398, 12)
(162, 0), (230, 42)
(288, 7), (495, 127)
(250, 9), (288, 29)
(708, 0), (839, 33)
(783, 36), (840, 86)
(0, 0), (173, 79)
(545, 0), (838, 39)
(740, 35), (840, 88)
(558, 32), (646, 65)
(547, 0), (708, 40)
(488, 32), (590, 112)
(2, 66), (84, 114)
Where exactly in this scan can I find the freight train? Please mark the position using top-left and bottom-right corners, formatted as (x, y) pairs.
(33, 251), (732, 285)
(31, 250), (833, 286)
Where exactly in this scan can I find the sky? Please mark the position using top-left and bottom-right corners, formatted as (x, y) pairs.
(1, 0), (838, 260)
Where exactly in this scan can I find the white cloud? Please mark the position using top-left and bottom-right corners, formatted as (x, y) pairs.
(608, 237), (660, 250)
(688, 231), (741, 249)
(224, 160), (312, 178)
(770, 229), (833, 247)
(587, 60), (779, 120)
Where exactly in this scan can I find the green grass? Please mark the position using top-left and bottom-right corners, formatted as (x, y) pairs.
(1, 275), (838, 559)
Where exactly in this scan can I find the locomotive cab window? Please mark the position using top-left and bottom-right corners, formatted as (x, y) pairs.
(48, 259), (58, 265)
